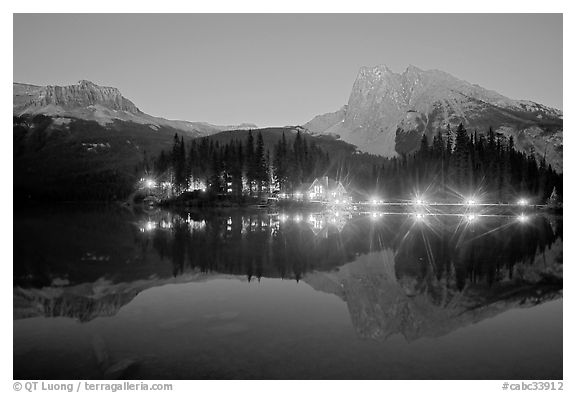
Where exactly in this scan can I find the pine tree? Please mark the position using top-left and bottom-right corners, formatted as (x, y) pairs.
(245, 130), (255, 195)
(255, 132), (267, 196)
(273, 132), (289, 192)
(453, 123), (470, 188)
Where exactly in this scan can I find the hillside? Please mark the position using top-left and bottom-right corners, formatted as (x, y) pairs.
(200, 126), (357, 157)
(13, 80), (256, 201)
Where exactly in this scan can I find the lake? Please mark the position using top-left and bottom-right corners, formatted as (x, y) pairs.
(13, 204), (563, 379)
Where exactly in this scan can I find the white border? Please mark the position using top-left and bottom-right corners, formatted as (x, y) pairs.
(3, 2), (572, 392)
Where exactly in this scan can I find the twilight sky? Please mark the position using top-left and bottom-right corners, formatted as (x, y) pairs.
(14, 14), (562, 127)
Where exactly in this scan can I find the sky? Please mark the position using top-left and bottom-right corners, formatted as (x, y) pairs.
(13, 14), (562, 127)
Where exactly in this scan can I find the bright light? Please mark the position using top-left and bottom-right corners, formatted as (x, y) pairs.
(518, 214), (529, 223)
(335, 199), (340, 204)
(371, 212), (379, 220)
(309, 192), (315, 199)
(145, 179), (156, 188)
(518, 199), (529, 206)
(370, 199), (379, 205)
(144, 221), (156, 231)
(466, 199), (476, 205)
(415, 199), (424, 205)
(279, 214), (288, 223)
(466, 214), (477, 222)
(294, 215), (302, 223)
(415, 213), (424, 220)
(294, 193), (302, 199)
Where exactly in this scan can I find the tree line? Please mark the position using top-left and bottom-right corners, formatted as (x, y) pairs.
(152, 130), (330, 198)
(148, 124), (561, 203)
(372, 124), (561, 202)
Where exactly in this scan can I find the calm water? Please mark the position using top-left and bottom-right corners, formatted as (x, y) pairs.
(14, 205), (563, 379)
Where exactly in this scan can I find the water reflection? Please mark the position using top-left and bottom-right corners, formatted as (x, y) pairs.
(135, 209), (561, 286)
(14, 207), (562, 338)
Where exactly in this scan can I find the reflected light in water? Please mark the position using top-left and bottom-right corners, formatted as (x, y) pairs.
(142, 221), (156, 232)
(186, 215), (206, 232)
(160, 220), (172, 229)
(12, 205), (564, 381)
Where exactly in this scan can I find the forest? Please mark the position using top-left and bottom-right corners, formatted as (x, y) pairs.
(147, 124), (562, 203)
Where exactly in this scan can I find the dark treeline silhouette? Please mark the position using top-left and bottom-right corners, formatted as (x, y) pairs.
(15, 114), (152, 202)
(152, 130), (330, 197)
(373, 124), (562, 202)
(149, 124), (561, 203)
(14, 112), (562, 203)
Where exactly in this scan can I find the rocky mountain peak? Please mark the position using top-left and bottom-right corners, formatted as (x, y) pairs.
(38, 80), (140, 114)
(304, 64), (563, 171)
(13, 80), (258, 137)
(404, 64), (422, 73)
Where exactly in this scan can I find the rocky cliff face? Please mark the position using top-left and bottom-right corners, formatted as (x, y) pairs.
(305, 65), (563, 171)
(13, 80), (257, 136)
(13, 272), (243, 322)
(15, 80), (140, 114)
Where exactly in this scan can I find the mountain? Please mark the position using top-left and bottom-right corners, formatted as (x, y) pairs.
(304, 65), (563, 171)
(13, 80), (256, 201)
(304, 241), (563, 342)
(14, 80), (257, 136)
(14, 272), (244, 322)
(14, 235), (562, 338)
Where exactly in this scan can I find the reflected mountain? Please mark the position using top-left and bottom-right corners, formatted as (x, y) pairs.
(305, 242), (561, 341)
(14, 206), (562, 340)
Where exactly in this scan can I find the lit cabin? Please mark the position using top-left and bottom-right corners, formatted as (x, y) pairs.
(307, 176), (349, 203)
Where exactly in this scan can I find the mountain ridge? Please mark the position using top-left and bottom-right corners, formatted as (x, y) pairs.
(304, 64), (563, 171)
(13, 80), (258, 136)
